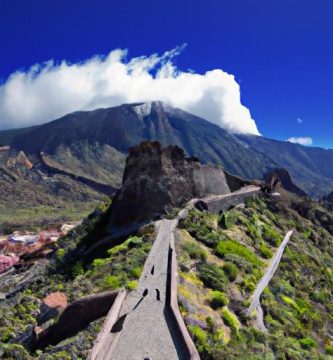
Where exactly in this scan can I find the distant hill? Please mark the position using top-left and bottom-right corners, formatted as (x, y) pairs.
(2, 101), (333, 198)
(236, 134), (333, 198)
(0, 126), (38, 146)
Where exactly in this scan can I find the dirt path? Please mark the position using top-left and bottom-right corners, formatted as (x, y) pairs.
(248, 230), (293, 331)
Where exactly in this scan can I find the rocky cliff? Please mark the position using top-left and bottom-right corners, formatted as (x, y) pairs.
(263, 168), (307, 197)
(108, 141), (248, 233)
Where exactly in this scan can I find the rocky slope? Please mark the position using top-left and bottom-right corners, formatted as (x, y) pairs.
(0, 148), (108, 233)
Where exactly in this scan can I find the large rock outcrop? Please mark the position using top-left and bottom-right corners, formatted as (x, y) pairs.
(108, 141), (248, 233)
(321, 191), (333, 210)
(263, 168), (307, 197)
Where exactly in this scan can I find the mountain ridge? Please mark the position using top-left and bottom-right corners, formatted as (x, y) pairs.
(1, 101), (332, 198)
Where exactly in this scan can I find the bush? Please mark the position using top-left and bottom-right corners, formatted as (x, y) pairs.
(262, 225), (282, 246)
(198, 263), (229, 291)
(220, 211), (238, 229)
(222, 263), (238, 281)
(299, 337), (316, 349)
(72, 261), (84, 277)
(216, 240), (263, 268)
(221, 307), (240, 333)
(326, 345), (333, 355)
(103, 275), (121, 290)
(126, 280), (138, 291)
(210, 291), (229, 309)
(188, 325), (208, 353)
(183, 241), (207, 261)
(259, 244), (273, 259)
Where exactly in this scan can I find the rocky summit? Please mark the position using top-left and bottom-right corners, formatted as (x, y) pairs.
(108, 141), (248, 232)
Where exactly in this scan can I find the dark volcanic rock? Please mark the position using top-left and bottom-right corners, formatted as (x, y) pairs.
(321, 191), (333, 210)
(263, 168), (308, 197)
(108, 141), (247, 233)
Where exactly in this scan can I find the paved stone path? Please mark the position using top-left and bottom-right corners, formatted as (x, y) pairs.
(248, 230), (293, 331)
(97, 219), (187, 360)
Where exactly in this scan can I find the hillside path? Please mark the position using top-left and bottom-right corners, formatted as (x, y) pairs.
(248, 230), (293, 331)
(97, 219), (187, 360)
(92, 185), (261, 359)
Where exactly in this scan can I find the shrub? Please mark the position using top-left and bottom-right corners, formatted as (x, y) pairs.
(216, 240), (263, 268)
(299, 337), (316, 349)
(220, 211), (238, 229)
(130, 266), (142, 279)
(326, 345), (333, 355)
(72, 261), (84, 277)
(198, 263), (229, 291)
(259, 244), (273, 259)
(221, 307), (240, 333)
(183, 241), (207, 261)
(210, 291), (229, 309)
(246, 222), (261, 241)
(126, 280), (138, 291)
(222, 263), (238, 281)
(103, 275), (121, 290)
(262, 225), (282, 246)
(188, 325), (208, 353)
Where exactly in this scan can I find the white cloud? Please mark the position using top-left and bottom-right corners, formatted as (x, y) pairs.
(287, 137), (313, 146)
(0, 46), (260, 135)
(297, 117), (303, 124)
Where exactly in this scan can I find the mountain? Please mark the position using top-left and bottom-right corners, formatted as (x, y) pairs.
(9, 101), (276, 188)
(237, 134), (333, 198)
(2, 101), (333, 198)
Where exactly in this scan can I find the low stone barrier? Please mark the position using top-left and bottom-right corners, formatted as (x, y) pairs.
(35, 290), (121, 350)
(169, 236), (200, 360)
(195, 187), (261, 214)
(88, 289), (127, 360)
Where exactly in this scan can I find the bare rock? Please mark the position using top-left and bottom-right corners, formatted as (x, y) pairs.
(108, 141), (247, 233)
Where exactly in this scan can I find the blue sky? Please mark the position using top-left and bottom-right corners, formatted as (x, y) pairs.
(0, 0), (332, 148)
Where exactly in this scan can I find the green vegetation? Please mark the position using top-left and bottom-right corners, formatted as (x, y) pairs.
(178, 195), (333, 359)
(216, 240), (263, 268)
(0, 204), (154, 359)
(222, 263), (238, 281)
(182, 240), (208, 260)
(210, 291), (229, 309)
(198, 263), (229, 292)
(221, 307), (240, 334)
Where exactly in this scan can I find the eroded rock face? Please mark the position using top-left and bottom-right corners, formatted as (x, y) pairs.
(263, 168), (307, 197)
(108, 141), (247, 233)
(321, 191), (333, 210)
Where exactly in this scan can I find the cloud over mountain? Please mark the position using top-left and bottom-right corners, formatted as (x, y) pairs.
(0, 46), (259, 135)
(287, 137), (313, 146)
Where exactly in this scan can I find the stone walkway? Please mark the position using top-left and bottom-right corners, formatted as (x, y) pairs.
(97, 219), (187, 360)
